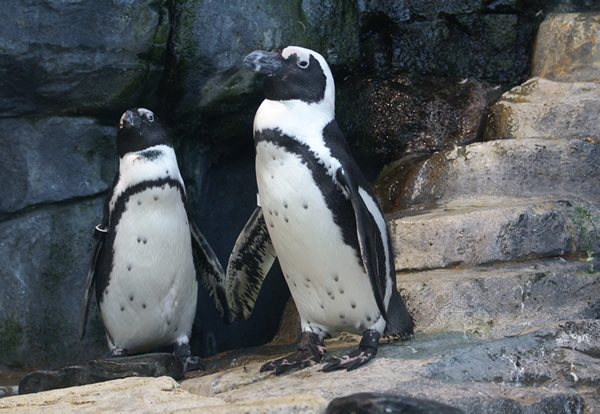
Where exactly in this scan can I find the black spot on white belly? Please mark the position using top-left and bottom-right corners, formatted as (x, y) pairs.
(129, 295), (134, 301)
(339, 314), (345, 319)
(165, 170), (169, 174)
(143, 238), (147, 244)
(284, 217), (289, 223)
(339, 287), (345, 294)
(154, 195), (158, 201)
(127, 265), (132, 271)
(167, 320), (171, 326)
(283, 201), (288, 208)
(274, 210), (279, 216)
(137, 200), (142, 206)
(303, 202), (308, 209)
(366, 316), (372, 322)
(142, 303), (146, 309)
(120, 305), (124, 311)
(351, 301), (357, 309)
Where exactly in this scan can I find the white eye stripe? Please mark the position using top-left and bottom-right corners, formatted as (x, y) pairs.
(137, 108), (155, 122)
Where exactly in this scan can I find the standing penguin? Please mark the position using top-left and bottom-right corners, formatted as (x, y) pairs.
(79, 108), (228, 371)
(227, 47), (414, 374)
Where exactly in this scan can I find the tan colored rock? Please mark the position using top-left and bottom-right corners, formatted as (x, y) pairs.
(0, 376), (225, 413)
(485, 77), (600, 141)
(532, 13), (600, 82)
(190, 394), (327, 414)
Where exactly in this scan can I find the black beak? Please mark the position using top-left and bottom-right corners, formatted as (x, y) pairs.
(119, 110), (138, 129)
(243, 50), (283, 75)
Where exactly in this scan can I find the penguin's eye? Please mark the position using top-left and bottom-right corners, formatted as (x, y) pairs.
(146, 114), (154, 122)
(297, 59), (309, 69)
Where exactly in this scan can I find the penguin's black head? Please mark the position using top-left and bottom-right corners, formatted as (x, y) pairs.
(243, 46), (334, 105)
(117, 108), (170, 158)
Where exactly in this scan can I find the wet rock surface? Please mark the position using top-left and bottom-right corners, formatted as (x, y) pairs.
(337, 74), (502, 167)
(18, 353), (184, 395)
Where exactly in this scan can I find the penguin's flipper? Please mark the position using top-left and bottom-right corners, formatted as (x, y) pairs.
(78, 225), (106, 340)
(226, 207), (277, 322)
(189, 217), (230, 321)
(336, 169), (389, 322)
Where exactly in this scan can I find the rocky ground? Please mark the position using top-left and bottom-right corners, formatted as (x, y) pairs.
(1, 258), (598, 413)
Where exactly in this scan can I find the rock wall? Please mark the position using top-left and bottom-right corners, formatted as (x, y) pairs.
(0, 0), (598, 383)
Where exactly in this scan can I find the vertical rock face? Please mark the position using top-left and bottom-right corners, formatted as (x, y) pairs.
(0, 0), (169, 117)
(0, 118), (116, 214)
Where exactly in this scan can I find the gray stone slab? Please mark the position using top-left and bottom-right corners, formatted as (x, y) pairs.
(0, 117), (116, 214)
(389, 197), (600, 270)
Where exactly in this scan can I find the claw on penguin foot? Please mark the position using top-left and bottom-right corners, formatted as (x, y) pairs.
(260, 331), (325, 375)
(322, 329), (380, 372)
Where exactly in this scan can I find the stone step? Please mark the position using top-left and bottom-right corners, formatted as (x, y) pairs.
(376, 137), (600, 213)
(389, 196), (600, 271)
(174, 260), (600, 414)
(397, 258), (599, 339)
(485, 77), (600, 141)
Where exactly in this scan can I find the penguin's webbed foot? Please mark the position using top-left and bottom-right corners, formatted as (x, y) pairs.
(260, 331), (326, 375)
(322, 329), (380, 372)
(174, 341), (205, 372)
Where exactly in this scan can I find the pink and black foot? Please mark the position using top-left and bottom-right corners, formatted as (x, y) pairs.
(260, 331), (326, 375)
(322, 329), (380, 372)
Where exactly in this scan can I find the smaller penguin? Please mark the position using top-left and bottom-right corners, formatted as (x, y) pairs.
(226, 46), (414, 375)
(79, 108), (228, 371)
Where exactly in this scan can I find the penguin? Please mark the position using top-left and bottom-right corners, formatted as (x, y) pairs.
(226, 46), (414, 375)
(79, 108), (228, 371)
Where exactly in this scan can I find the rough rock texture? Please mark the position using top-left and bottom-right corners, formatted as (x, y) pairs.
(177, 259), (600, 414)
(376, 138), (600, 213)
(18, 353), (184, 395)
(532, 13), (600, 82)
(390, 197), (600, 271)
(0, 376), (226, 413)
(485, 77), (600, 141)
(0, 0), (169, 117)
(337, 75), (502, 166)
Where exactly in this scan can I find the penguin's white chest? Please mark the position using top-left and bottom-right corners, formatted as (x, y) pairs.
(100, 183), (197, 353)
(255, 141), (383, 336)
